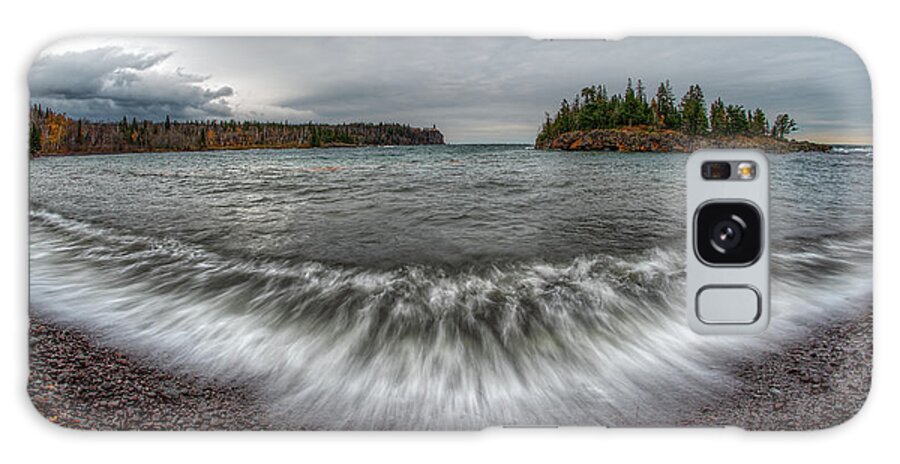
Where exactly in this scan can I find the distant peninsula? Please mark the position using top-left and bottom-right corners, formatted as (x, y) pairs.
(535, 79), (831, 153)
(29, 105), (444, 157)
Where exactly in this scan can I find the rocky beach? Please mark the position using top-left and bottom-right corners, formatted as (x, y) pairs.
(28, 313), (276, 430)
(684, 304), (872, 430)
(536, 128), (832, 154)
(29, 304), (871, 431)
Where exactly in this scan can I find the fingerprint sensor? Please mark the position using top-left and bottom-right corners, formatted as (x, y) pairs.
(696, 286), (761, 324)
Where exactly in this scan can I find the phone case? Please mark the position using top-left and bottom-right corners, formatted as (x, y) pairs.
(27, 37), (872, 430)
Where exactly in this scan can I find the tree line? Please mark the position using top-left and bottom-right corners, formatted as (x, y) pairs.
(536, 79), (798, 145)
(29, 105), (444, 155)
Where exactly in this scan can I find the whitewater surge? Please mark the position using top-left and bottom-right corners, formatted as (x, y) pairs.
(29, 208), (872, 429)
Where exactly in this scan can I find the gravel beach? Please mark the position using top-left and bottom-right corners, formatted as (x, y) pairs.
(29, 304), (872, 431)
(683, 304), (873, 430)
(28, 314), (277, 430)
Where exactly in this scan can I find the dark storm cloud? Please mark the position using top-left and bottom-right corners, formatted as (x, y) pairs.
(31, 38), (871, 143)
(29, 46), (234, 121)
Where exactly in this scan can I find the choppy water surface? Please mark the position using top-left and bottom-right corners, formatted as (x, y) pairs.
(29, 145), (872, 429)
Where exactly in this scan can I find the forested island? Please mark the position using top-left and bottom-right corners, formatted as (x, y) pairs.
(536, 79), (831, 153)
(28, 105), (444, 156)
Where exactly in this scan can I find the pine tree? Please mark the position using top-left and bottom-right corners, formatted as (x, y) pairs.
(653, 80), (679, 129)
(636, 79), (650, 124)
(749, 108), (768, 136)
(709, 98), (727, 135)
(309, 125), (321, 147)
(725, 104), (748, 135)
(771, 114), (797, 139)
(680, 84), (709, 135)
(534, 79), (804, 145)
(622, 78), (640, 126)
(29, 122), (42, 154)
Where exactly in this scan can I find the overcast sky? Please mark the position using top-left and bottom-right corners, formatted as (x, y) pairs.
(29, 37), (871, 144)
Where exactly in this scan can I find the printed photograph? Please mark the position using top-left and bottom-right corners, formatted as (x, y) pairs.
(27, 37), (872, 430)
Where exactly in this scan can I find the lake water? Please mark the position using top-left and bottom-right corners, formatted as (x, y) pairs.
(29, 145), (873, 429)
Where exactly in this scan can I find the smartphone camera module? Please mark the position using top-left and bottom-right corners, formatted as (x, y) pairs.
(694, 201), (762, 266)
(687, 151), (769, 334)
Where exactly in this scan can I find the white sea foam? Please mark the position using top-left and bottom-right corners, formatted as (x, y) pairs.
(28, 209), (872, 429)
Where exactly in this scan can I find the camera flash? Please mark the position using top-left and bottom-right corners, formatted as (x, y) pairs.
(737, 162), (756, 180)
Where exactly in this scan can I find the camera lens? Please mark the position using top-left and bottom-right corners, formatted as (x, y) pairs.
(695, 202), (762, 265)
(710, 218), (743, 251)
(701, 161), (732, 180)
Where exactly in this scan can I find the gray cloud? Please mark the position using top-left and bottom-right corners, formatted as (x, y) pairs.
(30, 38), (871, 143)
(29, 46), (235, 121)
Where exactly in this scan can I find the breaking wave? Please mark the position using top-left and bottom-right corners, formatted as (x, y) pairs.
(29, 209), (871, 429)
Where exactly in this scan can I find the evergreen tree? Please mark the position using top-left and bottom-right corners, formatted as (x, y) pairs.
(621, 78), (641, 126)
(309, 125), (321, 147)
(725, 104), (749, 135)
(771, 114), (797, 139)
(636, 79), (651, 125)
(709, 98), (727, 135)
(29, 122), (41, 154)
(653, 80), (679, 129)
(534, 79), (797, 145)
(680, 84), (709, 135)
(749, 108), (768, 136)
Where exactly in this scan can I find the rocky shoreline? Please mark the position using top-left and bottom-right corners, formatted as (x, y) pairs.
(28, 305), (871, 430)
(29, 140), (441, 159)
(536, 128), (832, 154)
(683, 306), (872, 430)
(28, 315), (276, 430)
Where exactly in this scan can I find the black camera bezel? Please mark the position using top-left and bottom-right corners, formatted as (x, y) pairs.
(693, 200), (763, 267)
